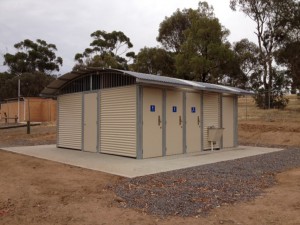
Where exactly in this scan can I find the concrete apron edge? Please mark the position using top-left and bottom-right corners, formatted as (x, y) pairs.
(0, 145), (284, 178)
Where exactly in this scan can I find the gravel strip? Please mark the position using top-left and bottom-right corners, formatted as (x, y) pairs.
(114, 148), (300, 217)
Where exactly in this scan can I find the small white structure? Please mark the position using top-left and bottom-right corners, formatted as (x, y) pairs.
(41, 68), (252, 159)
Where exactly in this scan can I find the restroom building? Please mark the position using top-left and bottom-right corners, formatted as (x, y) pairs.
(41, 68), (252, 159)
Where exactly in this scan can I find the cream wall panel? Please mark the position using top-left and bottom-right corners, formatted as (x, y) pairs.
(222, 96), (234, 148)
(58, 93), (82, 150)
(186, 92), (202, 153)
(84, 93), (98, 152)
(166, 90), (183, 155)
(142, 87), (163, 158)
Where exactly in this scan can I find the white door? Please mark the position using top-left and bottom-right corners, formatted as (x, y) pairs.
(143, 87), (163, 158)
(186, 92), (201, 153)
(84, 93), (98, 152)
(166, 90), (183, 155)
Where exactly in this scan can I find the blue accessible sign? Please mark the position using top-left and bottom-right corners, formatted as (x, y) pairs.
(172, 106), (177, 112)
(150, 105), (156, 112)
(191, 107), (196, 113)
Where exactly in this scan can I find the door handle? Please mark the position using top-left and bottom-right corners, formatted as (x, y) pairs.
(197, 116), (200, 125)
(158, 115), (161, 126)
(179, 115), (182, 125)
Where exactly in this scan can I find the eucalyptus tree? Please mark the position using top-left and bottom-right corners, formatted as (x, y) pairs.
(1, 39), (61, 100)
(74, 30), (134, 70)
(131, 47), (175, 76)
(157, 2), (239, 82)
(3, 39), (63, 74)
(230, 0), (299, 108)
(232, 39), (261, 89)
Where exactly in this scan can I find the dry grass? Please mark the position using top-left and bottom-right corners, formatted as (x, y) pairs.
(238, 94), (300, 148)
(238, 94), (300, 123)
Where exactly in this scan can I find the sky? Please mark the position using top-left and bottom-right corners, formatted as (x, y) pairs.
(0, 0), (257, 75)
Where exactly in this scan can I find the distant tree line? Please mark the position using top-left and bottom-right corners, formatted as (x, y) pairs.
(1, 0), (299, 109)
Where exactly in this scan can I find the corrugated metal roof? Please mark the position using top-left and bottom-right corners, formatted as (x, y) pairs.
(41, 68), (254, 96)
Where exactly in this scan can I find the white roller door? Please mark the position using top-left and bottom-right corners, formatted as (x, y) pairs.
(99, 85), (136, 157)
(58, 93), (82, 150)
(203, 92), (221, 149)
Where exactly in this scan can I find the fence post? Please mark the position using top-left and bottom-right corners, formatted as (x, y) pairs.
(27, 121), (30, 134)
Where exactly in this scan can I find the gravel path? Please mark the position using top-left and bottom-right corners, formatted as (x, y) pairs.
(114, 148), (300, 217)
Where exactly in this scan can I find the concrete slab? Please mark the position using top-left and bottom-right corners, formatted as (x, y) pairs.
(1, 145), (283, 178)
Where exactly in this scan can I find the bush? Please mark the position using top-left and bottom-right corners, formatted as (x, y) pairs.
(254, 89), (289, 109)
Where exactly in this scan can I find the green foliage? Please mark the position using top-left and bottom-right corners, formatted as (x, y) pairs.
(254, 89), (289, 109)
(230, 0), (299, 108)
(1, 39), (61, 100)
(274, 0), (300, 94)
(157, 9), (192, 53)
(276, 41), (300, 93)
(131, 47), (175, 76)
(3, 39), (63, 74)
(159, 2), (239, 82)
(157, 2), (215, 53)
(74, 30), (133, 70)
(0, 72), (16, 101)
(253, 69), (290, 109)
(232, 39), (261, 89)
(0, 72), (55, 101)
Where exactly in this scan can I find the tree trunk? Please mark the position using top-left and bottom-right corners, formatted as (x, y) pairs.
(291, 81), (297, 94)
(263, 62), (268, 109)
(267, 57), (273, 109)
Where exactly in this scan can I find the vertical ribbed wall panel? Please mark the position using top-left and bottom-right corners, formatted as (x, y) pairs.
(203, 92), (220, 149)
(99, 85), (136, 157)
(222, 96), (234, 148)
(58, 93), (82, 150)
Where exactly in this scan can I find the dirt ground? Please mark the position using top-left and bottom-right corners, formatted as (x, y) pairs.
(238, 95), (300, 148)
(0, 95), (299, 225)
(0, 150), (299, 225)
(239, 120), (300, 148)
(0, 124), (56, 148)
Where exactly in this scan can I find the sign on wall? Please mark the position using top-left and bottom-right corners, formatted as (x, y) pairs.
(150, 105), (156, 112)
(172, 106), (177, 113)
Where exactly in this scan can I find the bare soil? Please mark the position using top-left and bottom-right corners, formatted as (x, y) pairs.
(0, 95), (299, 225)
(239, 120), (300, 148)
(0, 124), (56, 148)
(238, 94), (300, 148)
(0, 150), (299, 225)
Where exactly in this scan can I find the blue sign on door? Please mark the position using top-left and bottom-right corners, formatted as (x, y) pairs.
(150, 105), (156, 112)
(191, 107), (196, 113)
(172, 106), (177, 112)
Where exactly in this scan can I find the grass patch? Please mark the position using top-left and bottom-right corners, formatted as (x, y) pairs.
(238, 94), (300, 123)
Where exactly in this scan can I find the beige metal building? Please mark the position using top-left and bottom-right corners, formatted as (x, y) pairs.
(41, 68), (252, 159)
